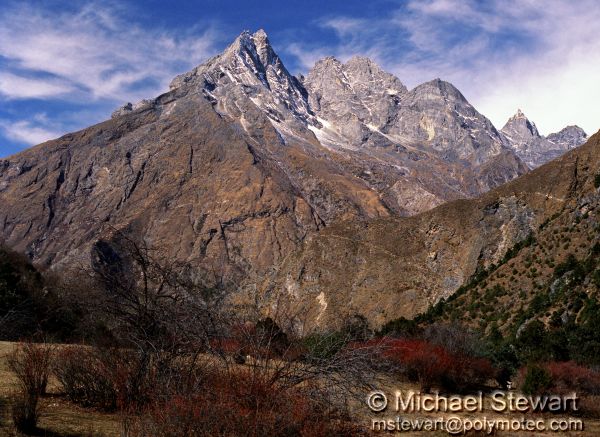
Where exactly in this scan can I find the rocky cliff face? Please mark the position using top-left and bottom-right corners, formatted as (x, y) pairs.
(0, 30), (398, 287)
(501, 109), (587, 168)
(0, 79), (391, 286)
(0, 30), (589, 329)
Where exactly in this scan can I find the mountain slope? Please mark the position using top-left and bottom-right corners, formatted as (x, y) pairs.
(0, 85), (389, 284)
(0, 29), (526, 273)
(269, 131), (600, 329)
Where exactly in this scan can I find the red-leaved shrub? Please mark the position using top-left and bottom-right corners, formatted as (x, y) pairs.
(547, 361), (600, 395)
(353, 337), (495, 392)
(516, 361), (600, 396)
(123, 369), (358, 437)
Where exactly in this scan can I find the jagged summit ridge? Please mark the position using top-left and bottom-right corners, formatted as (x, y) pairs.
(117, 30), (529, 214)
(302, 55), (510, 164)
(303, 55), (408, 146)
(107, 30), (580, 214)
(501, 109), (587, 168)
(547, 125), (587, 148)
(114, 30), (582, 177)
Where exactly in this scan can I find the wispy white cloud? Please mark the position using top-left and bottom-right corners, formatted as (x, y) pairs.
(286, 0), (600, 136)
(286, 43), (332, 72)
(0, 72), (75, 100)
(321, 17), (365, 36)
(0, 118), (63, 146)
(0, 2), (220, 102)
(0, 1), (221, 153)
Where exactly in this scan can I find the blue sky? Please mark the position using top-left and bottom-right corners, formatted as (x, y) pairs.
(1, 0), (599, 157)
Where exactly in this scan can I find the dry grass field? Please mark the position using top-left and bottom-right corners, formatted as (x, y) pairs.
(0, 342), (119, 437)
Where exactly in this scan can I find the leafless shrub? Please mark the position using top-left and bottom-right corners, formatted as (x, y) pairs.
(8, 342), (53, 397)
(7, 341), (53, 433)
(54, 346), (123, 411)
(422, 322), (487, 357)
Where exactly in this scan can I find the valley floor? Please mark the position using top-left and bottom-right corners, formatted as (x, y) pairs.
(0, 341), (598, 436)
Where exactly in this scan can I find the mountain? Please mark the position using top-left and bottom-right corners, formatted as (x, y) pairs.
(420, 136), (600, 343)
(169, 29), (317, 130)
(547, 125), (588, 149)
(501, 109), (587, 168)
(0, 30), (397, 286)
(0, 29), (589, 329)
(0, 75), (389, 283)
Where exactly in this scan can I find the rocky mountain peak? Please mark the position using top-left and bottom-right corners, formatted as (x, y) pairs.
(304, 55), (408, 126)
(306, 56), (407, 97)
(306, 57), (345, 87)
(502, 112), (587, 169)
(227, 29), (277, 73)
(345, 55), (373, 66)
(502, 109), (540, 139)
(343, 56), (407, 95)
(411, 78), (468, 103)
(343, 56), (386, 78)
(219, 28), (289, 87)
(172, 29), (272, 81)
(547, 125), (587, 148)
(312, 56), (343, 69)
(169, 29), (315, 128)
(251, 29), (274, 66)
